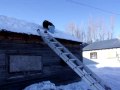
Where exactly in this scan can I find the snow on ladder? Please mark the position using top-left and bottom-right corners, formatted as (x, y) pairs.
(37, 29), (111, 90)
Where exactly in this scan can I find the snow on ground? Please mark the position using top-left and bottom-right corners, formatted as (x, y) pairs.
(88, 65), (120, 90)
(0, 15), (80, 42)
(24, 80), (90, 90)
(24, 58), (120, 90)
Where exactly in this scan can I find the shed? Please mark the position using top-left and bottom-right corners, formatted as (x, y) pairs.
(83, 39), (120, 63)
(0, 16), (83, 89)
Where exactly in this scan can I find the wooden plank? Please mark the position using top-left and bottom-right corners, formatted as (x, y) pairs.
(0, 43), (45, 50)
(0, 60), (7, 80)
(0, 68), (6, 73)
(0, 68), (7, 80)
(0, 54), (6, 65)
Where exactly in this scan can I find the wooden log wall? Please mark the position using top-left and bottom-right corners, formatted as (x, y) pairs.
(0, 40), (82, 83)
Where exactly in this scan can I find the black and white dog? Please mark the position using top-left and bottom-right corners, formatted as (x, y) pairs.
(42, 20), (55, 33)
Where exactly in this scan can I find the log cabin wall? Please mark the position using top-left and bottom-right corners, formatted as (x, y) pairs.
(0, 41), (58, 81)
(0, 31), (82, 84)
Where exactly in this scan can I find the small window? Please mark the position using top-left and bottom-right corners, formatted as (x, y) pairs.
(90, 52), (97, 59)
(9, 55), (42, 73)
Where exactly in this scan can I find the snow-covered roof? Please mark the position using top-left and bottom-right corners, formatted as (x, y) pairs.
(0, 15), (81, 42)
(83, 39), (120, 51)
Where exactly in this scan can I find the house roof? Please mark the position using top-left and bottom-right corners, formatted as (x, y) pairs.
(83, 39), (120, 51)
(0, 15), (81, 43)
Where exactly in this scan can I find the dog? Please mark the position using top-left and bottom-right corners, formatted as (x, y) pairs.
(42, 20), (55, 33)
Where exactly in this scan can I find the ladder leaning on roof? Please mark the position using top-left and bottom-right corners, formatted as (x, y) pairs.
(37, 28), (111, 90)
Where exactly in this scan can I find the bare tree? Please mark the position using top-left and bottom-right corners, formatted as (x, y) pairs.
(110, 16), (115, 39)
(97, 18), (106, 41)
(66, 22), (86, 42)
(74, 24), (86, 42)
(66, 22), (76, 36)
(103, 16), (115, 40)
(87, 17), (98, 43)
(74, 26), (80, 38)
(65, 16), (115, 43)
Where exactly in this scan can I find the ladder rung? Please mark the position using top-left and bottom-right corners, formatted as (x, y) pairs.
(43, 36), (49, 38)
(51, 42), (57, 44)
(49, 38), (55, 41)
(81, 73), (92, 78)
(85, 73), (92, 76)
(69, 59), (76, 61)
(90, 81), (100, 86)
(63, 53), (70, 55)
(77, 65), (83, 69)
(73, 65), (83, 69)
(56, 47), (63, 49)
(43, 34), (49, 37)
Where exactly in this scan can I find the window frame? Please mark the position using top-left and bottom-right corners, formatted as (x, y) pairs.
(90, 52), (97, 59)
(6, 54), (43, 77)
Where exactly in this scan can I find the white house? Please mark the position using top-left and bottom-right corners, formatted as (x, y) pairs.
(83, 39), (120, 64)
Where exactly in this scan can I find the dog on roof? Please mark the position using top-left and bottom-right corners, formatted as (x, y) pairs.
(42, 20), (55, 33)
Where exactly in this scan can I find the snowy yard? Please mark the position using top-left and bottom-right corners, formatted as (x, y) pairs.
(24, 58), (120, 90)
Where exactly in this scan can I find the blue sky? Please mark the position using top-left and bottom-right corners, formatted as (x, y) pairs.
(0, 0), (120, 37)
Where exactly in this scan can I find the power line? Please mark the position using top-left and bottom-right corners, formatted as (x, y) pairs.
(66, 0), (120, 15)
